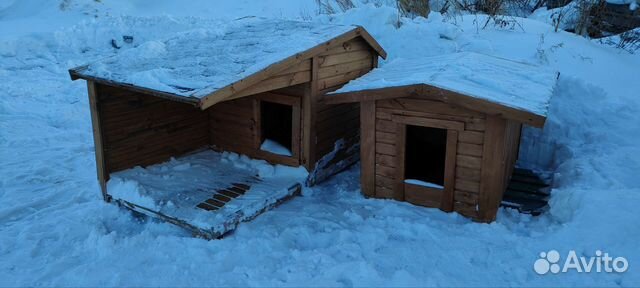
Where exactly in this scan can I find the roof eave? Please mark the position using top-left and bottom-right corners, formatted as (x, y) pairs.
(323, 84), (547, 128)
(197, 26), (387, 110)
(68, 68), (200, 106)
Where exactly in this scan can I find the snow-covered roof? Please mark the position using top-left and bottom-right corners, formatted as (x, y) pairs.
(70, 18), (366, 101)
(330, 52), (558, 118)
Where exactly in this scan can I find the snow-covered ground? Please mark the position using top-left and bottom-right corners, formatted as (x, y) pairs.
(1, 0), (639, 286)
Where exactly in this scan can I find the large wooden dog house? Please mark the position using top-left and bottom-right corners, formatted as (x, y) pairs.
(324, 53), (558, 222)
(69, 18), (386, 237)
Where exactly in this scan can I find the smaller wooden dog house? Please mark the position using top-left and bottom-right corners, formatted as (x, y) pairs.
(324, 53), (558, 222)
(68, 18), (386, 238)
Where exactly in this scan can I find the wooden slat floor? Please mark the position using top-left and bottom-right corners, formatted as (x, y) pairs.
(109, 150), (303, 239)
(501, 168), (551, 216)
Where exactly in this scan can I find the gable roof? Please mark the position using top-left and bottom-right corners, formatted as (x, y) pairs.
(324, 52), (559, 127)
(69, 18), (386, 109)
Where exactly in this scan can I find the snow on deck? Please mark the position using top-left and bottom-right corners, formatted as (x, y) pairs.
(72, 18), (355, 99)
(331, 52), (559, 117)
(107, 149), (308, 237)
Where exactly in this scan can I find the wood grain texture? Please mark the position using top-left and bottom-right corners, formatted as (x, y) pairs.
(360, 101), (376, 198)
(478, 115), (508, 222)
(198, 27), (386, 109)
(325, 84), (546, 127)
(441, 130), (458, 212)
(88, 81), (109, 201)
(98, 84), (209, 174)
(393, 123), (406, 201)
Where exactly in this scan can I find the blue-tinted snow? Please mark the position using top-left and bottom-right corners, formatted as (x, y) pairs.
(73, 18), (355, 98)
(332, 52), (558, 117)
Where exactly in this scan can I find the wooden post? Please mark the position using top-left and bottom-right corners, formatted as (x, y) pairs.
(302, 57), (319, 171)
(478, 115), (507, 222)
(360, 100), (376, 198)
(441, 130), (458, 212)
(394, 123), (406, 201)
(87, 81), (109, 201)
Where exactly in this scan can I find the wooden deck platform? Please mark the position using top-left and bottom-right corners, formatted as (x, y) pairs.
(500, 168), (551, 216)
(107, 150), (305, 239)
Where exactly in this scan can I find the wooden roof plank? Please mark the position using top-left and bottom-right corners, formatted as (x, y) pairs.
(324, 84), (546, 127)
(68, 19), (386, 110)
(199, 27), (386, 109)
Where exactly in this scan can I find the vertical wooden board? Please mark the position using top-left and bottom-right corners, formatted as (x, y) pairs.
(393, 123), (406, 201)
(252, 98), (261, 150)
(302, 57), (319, 171)
(478, 115), (508, 222)
(502, 120), (522, 189)
(87, 81), (109, 201)
(360, 101), (376, 198)
(292, 98), (302, 160)
(441, 130), (458, 212)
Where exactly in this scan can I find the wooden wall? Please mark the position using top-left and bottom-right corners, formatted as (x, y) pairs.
(94, 36), (380, 189)
(363, 96), (523, 222)
(477, 117), (522, 221)
(97, 84), (209, 174)
(209, 85), (305, 167)
(209, 97), (256, 155)
(368, 97), (491, 220)
(308, 37), (376, 184)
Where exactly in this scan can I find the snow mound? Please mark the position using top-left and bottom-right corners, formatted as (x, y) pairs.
(71, 17), (356, 98)
(331, 52), (559, 117)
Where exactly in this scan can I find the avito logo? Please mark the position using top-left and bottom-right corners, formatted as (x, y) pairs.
(534, 250), (628, 275)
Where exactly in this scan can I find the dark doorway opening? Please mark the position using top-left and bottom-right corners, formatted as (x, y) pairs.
(260, 101), (293, 152)
(404, 125), (447, 186)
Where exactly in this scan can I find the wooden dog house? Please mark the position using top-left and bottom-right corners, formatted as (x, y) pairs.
(324, 53), (558, 222)
(69, 18), (386, 237)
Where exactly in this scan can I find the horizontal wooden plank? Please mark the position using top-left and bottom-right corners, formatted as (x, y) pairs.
(318, 50), (372, 67)
(319, 37), (372, 56)
(376, 107), (482, 124)
(391, 115), (464, 131)
(455, 190), (478, 205)
(458, 142), (483, 157)
(275, 58), (311, 76)
(405, 183), (442, 208)
(318, 68), (371, 91)
(375, 142), (395, 156)
(378, 98), (484, 118)
(456, 155), (482, 169)
(465, 119), (486, 131)
(375, 119), (396, 133)
(375, 153), (396, 168)
(231, 70), (311, 99)
(376, 110), (392, 120)
(454, 201), (479, 219)
(375, 131), (395, 144)
(375, 175), (395, 189)
(459, 131), (485, 145)
(317, 103), (357, 122)
(375, 164), (396, 178)
(375, 185), (394, 199)
(318, 58), (372, 80)
(455, 179), (481, 193)
(456, 166), (481, 182)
